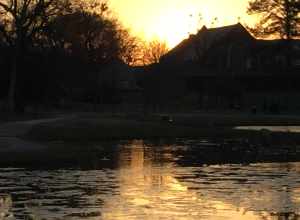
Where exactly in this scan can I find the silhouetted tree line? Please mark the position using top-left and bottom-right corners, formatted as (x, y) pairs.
(0, 0), (140, 112)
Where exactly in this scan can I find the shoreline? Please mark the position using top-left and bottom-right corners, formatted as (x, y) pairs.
(2, 112), (300, 167)
(23, 112), (300, 141)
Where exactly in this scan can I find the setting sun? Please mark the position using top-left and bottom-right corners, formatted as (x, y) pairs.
(109, 0), (255, 48)
(144, 9), (198, 48)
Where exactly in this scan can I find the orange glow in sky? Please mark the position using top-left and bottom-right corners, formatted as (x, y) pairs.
(109, 0), (255, 48)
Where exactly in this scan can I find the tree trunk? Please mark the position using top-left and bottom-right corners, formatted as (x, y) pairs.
(7, 51), (17, 113)
(7, 34), (20, 113)
(285, 39), (292, 72)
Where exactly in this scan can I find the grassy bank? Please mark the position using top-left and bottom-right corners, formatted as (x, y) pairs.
(23, 113), (300, 142)
(169, 113), (300, 127)
(2, 113), (300, 167)
(25, 117), (205, 141)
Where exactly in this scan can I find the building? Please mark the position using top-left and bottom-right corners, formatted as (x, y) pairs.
(155, 23), (300, 112)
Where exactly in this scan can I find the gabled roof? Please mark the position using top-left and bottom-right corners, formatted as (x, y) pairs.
(161, 23), (254, 63)
(198, 23), (252, 45)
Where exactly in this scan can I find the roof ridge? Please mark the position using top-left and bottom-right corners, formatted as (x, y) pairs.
(206, 22), (242, 31)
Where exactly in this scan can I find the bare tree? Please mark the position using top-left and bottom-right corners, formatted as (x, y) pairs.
(247, 0), (300, 39)
(71, 0), (109, 15)
(117, 29), (141, 66)
(0, 0), (71, 112)
(141, 39), (169, 65)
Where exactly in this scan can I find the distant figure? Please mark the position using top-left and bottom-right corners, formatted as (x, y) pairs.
(251, 105), (257, 115)
(161, 115), (173, 123)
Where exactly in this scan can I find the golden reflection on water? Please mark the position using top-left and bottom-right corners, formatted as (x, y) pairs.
(101, 140), (264, 220)
(1, 141), (300, 219)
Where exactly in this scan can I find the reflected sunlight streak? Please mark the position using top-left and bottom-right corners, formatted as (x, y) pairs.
(101, 140), (268, 220)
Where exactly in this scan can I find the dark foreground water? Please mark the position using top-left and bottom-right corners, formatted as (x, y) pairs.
(0, 140), (300, 220)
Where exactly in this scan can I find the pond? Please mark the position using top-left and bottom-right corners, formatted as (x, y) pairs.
(0, 139), (300, 220)
(236, 126), (300, 133)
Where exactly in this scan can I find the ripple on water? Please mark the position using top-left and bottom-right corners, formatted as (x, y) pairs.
(0, 141), (300, 219)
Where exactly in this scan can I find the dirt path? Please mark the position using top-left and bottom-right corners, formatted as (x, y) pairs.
(0, 114), (77, 137)
(0, 114), (76, 154)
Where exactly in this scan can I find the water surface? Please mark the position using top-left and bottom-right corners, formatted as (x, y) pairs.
(0, 140), (300, 220)
(236, 126), (300, 133)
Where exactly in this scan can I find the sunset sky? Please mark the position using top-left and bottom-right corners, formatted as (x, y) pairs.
(109, 0), (255, 48)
